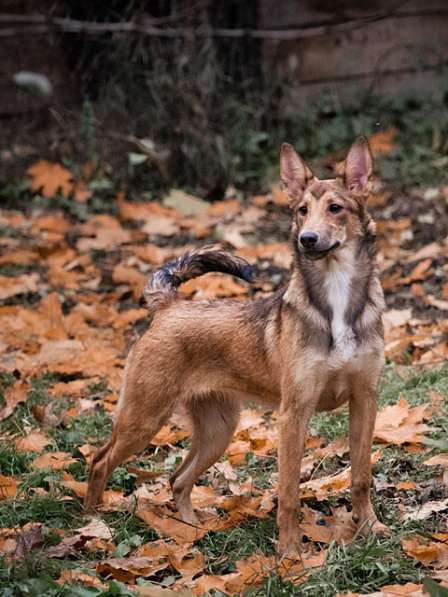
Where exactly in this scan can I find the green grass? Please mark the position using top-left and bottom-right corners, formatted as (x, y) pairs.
(0, 494), (80, 530)
(249, 535), (422, 597)
(0, 264), (34, 277)
(50, 410), (113, 454)
(0, 365), (446, 595)
(198, 517), (278, 575)
(311, 364), (448, 442)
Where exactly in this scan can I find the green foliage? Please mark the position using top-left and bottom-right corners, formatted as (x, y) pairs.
(250, 535), (422, 596)
(50, 410), (113, 453)
(198, 517), (278, 575)
(0, 444), (32, 476)
(0, 494), (79, 529)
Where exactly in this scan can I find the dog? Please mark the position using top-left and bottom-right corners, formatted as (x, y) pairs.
(85, 137), (388, 556)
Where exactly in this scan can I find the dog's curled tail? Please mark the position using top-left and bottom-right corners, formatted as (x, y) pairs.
(143, 246), (254, 310)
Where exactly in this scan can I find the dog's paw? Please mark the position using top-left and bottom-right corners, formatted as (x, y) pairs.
(179, 510), (200, 525)
(355, 516), (390, 538)
(370, 519), (391, 537)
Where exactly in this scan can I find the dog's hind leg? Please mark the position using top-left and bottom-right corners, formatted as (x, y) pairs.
(171, 393), (240, 524)
(84, 390), (174, 512)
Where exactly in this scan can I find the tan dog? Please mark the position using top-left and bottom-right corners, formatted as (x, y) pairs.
(85, 137), (388, 556)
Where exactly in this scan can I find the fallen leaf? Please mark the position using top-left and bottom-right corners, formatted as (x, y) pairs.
(112, 264), (146, 299)
(383, 309), (412, 337)
(300, 451), (382, 500)
(403, 498), (448, 521)
(137, 585), (196, 596)
(13, 523), (44, 559)
(33, 451), (77, 470)
(181, 272), (247, 299)
(76, 518), (112, 540)
(424, 454), (448, 468)
(368, 127), (397, 155)
(62, 472), (124, 506)
(151, 425), (190, 447)
(0, 474), (18, 499)
(136, 502), (208, 544)
(402, 534), (448, 568)
(0, 381), (30, 422)
(97, 556), (169, 583)
(58, 569), (104, 588)
(301, 505), (356, 543)
(396, 481), (417, 491)
(27, 160), (73, 197)
(0, 273), (39, 300)
(15, 431), (51, 452)
(374, 397), (431, 445)
(163, 189), (209, 216)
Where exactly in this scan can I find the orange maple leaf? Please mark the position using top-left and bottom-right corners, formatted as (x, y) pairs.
(367, 127), (397, 156)
(27, 160), (74, 198)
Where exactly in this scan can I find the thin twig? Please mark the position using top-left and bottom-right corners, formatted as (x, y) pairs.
(1, 8), (448, 40)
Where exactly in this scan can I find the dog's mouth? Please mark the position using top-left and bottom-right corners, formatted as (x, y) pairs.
(302, 242), (341, 260)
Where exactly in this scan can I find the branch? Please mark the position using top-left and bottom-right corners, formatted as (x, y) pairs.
(0, 9), (448, 40)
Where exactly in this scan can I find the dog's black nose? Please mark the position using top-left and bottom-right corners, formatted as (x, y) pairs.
(300, 232), (318, 248)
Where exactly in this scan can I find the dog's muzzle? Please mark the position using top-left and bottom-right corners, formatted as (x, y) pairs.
(300, 241), (341, 260)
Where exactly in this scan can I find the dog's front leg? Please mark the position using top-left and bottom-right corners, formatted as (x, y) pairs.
(349, 376), (389, 536)
(277, 382), (319, 557)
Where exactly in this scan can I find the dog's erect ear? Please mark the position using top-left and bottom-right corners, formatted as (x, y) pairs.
(345, 136), (373, 194)
(280, 143), (312, 201)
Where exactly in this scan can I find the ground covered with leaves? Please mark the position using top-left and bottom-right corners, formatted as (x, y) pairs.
(0, 131), (448, 596)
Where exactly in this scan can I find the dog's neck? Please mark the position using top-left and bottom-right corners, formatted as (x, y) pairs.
(285, 233), (381, 349)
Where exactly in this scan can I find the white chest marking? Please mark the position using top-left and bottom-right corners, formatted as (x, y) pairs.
(324, 263), (356, 362)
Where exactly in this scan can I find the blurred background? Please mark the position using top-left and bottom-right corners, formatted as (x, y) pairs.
(2, 0), (448, 200)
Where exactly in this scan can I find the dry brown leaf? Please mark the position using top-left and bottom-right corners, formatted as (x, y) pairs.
(226, 439), (252, 465)
(97, 556), (169, 583)
(300, 451), (382, 500)
(151, 425), (190, 447)
(374, 397), (431, 445)
(0, 273), (39, 301)
(27, 160), (74, 197)
(0, 528), (19, 556)
(383, 309), (412, 337)
(396, 481), (417, 491)
(181, 272), (247, 299)
(32, 214), (71, 234)
(238, 242), (292, 269)
(406, 242), (443, 263)
(62, 472), (124, 505)
(368, 127), (397, 155)
(301, 505), (356, 543)
(424, 453), (448, 468)
(137, 585), (196, 597)
(13, 523), (44, 559)
(33, 451), (77, 470)
(403, 498), (448, 521)
(136, 501), (209, 544)
(0, 474), (18, 499)
(15, 431), (51, 452)
(0, 381), (30, 422)
(112, 264), (146, 299)
(0, 249), (39, 266)
(58, 569), (104, 588)
(77, 518), (112, 540)
(426, 295), (448, 311)
(50, 378), (95, 397)
(402, 534), (448, 568)
(339, 583), (424, 596)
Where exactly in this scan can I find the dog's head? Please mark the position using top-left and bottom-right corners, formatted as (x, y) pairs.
(280, 137), (373, 260)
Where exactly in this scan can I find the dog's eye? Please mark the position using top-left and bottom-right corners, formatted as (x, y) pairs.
(298, 206), (308, 216)
(329, 203), (343, 214)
